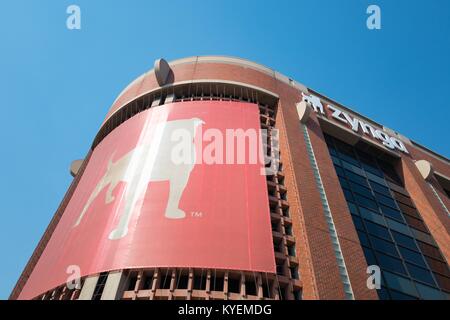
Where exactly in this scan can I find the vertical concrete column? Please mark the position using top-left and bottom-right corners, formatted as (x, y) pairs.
(240, 272), (245, 299)
(169, 269), (176, 300)
(149, 269), (158, 300)
(257, 273), (263, 300)
(101, 270), (127, 300)
(134, 270), (143, 292)
(223, 271), (229, 300)
(186, 268), (194, 300)
(205, 269), (211, 300)
(78, 275), (99, 300)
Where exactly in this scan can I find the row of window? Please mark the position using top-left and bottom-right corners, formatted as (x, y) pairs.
(333, 152), (431, 235)
(324, 134), (450, 299)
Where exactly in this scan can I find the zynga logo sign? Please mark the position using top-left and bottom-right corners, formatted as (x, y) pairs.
(302, 92), (409, 153)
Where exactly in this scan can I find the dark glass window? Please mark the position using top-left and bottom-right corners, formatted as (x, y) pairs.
(347, 201), (359, 215)
(331, 155), (341, 166)
(383, 271), (418, 297)
(352, 216), (365, 231)
(389, 290), (417, 300)
(345, 170), (368, 186)
(327, 144), (337, 156)
(365, 220), (391, 240)
(378, 287), (391, 300)
(406, 263), (436, 286)
(357, 231), (370, 247)
(245, 278), (257, 296)
(380, 205), (403, 221)
(392, 232), (418, 251)
(415, 283), (446, 299)
(378, 160), (402, 185)
(363, 247), (378, 266)
(336, 144), (360, 166)
(362, 163), (384, 177)
(404, 215), (428, 233)
(358, 206), (384, 226)
(443, 187), (450, 198)
(417, 241), (443, 261)
(355, 194), (378, 211)
(342, 188), (354, 202)
(227, 277), (240, 293)
(369, 235), (399, 257)
(398, 247), (427, 268)
(338, 176), (350, 189)
(370, 181), (391, 196)
(374, 193), (397, 208)
(324, 134), (449, 299)
(334, 165), (345, 177)
(339, 153), (360, 167)
(376, 252), (406, 275)
(349, 181), (372, 197)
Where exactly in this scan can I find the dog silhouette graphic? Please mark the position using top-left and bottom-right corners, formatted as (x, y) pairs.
(73, 117), (205, 240)
(301, 92), (324, 114)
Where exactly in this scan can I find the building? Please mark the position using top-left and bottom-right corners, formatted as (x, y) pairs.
(10, 56), (450, 300)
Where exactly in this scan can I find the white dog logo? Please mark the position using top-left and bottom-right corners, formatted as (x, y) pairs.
(302, 92), (324, 115)
(73, 117), (204, 240)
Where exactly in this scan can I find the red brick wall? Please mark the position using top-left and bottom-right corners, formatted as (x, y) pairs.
(401, 157), (450, 264)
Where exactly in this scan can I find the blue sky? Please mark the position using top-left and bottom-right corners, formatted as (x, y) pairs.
(0, 0), (449, 299)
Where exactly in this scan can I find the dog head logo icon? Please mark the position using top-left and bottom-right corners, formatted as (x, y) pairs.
(301, 92), (324, 115)
(73, 117), (204, 240)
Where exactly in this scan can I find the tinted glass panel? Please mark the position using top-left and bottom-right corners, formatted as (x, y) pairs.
(370, 181), (391, 196)
(376, 252), (406, 275)
(365, 220), (391, 240)
(406, 263), (436, 286)
(334, 166), (345, 177)
(325, 134), (449, 299)
(349, 181), (373, 197)
(380, 205), (403, 221)
(392, 232), (418, 251)
(357, 231), (370, 247)
(377, 287), (391, 300)
(345, 170), (369, 186)
(389, 290), (417, 300)
(415, 283), (446, 300)
(352, 215), (365, 231)
(383, 272), (418, 297)
(363, 247), (377, 266)
(342, 188), (354, 202)
(338, 152), (360, 167)
(366, 171), (387, 186)
(375, 193), (397, 208)
(398, 247), (427, 268)
(331, 155), (341, 166)
(355, 194), (378, 211)
(370, 236), (399, 257)
(347, 201), (359, 215)
(338, 176), (349, 189)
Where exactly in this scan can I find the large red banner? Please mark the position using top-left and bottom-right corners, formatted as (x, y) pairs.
(19, 101), (275, 299)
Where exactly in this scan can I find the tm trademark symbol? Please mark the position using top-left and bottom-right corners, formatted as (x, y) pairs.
(191, 211), (203, 218)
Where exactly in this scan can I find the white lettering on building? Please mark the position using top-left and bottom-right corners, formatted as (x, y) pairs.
(302, 93), (409, 153)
